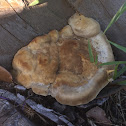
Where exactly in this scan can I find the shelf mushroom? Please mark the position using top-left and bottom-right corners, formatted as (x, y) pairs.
(12, 13), (114, 106)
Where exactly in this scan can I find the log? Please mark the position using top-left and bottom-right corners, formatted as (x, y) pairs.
(0, 0), (125, 125)
(68, 0), (126, 61)
(0, 0), (74, 70)
(0, 0), (126, 70)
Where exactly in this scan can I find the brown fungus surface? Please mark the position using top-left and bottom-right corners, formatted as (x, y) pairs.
(12, 13), (114, 106)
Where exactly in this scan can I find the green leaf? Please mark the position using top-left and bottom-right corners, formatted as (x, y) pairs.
(118, 80), (126, 85)
(113, 64), (119, 80)
(29, 0), (39, 6)
(104, 2), (126, 33)
(88, 40), (94, 63)
(115, 66), (126, 79)
(108, 40), (126, 53)
(99, 61), (126, 67)
(29, 0), (44, 6)
(95, 55), (98, 65)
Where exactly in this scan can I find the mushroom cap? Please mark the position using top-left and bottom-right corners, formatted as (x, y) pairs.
(59, 25), (74, 39)
(51, 68), (108, 105)
(68, 13), (101, 38)
(12, 13), (114, 106)
(12, 31), (59, 95)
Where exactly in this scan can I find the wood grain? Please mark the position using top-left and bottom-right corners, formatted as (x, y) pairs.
(0, 0), (74, 70)
(0, 26), (22, 69)
(12, 0), (75, 34)
(68, 0), (126, 61)
(0, 0), (126, 71)
(0, 0), (37, 42)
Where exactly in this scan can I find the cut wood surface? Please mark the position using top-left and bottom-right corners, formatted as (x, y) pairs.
(0, 0), (126, 70)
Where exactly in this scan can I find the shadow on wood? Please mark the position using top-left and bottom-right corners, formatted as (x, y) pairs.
(0, 0), (74, 70)
(0, 0), (126, 70)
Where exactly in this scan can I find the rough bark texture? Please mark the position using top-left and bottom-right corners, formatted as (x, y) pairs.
(0, 88), (74, 126)
(0, 98), (35, 126)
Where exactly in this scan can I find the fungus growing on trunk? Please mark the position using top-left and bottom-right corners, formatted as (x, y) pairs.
(12, 13), (114, 106)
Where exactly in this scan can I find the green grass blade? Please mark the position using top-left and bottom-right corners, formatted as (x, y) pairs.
(95, 55), (98, 65)
(108, 40), (126, 53)
(99, 61), (126, 67)
(118, 80), (126, 85)
(29, 0), (45, 6)
(29, 0), (39, 6)
(115, 66), (126, 79)
(88, 40), (94, 63)
(104, 2), (126, 33)
(113, 64), (119, 80)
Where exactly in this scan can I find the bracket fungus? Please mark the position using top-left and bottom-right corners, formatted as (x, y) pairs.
(12, 13), (114, 106)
